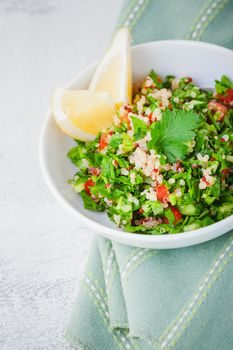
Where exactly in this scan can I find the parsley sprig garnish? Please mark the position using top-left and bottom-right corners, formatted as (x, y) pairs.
(148, 109), (202, 163)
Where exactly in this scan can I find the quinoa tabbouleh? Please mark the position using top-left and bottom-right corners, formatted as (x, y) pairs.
(67, 72), (233, 235)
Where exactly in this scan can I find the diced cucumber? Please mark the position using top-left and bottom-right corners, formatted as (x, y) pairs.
(226, 155), (233, 163)
(151, 201), (163, 216)
(141, 202), (151, 215)
(73, 179), (86, 193)
(141, 201), (163, 216)
(219, 203), (233, 213)
(116, 197), (132, 212)
(165, 208), (175, 224)
(179, 204), (197, 216)
(183, 223), (200, 232)
(204, 196), (216, 205)
(169, 193), (177, 206)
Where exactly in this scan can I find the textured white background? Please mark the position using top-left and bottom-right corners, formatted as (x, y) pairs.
(0, 1), (123, 349)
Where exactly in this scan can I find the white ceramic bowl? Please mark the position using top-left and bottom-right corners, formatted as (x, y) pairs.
(39, 40), (233, 249)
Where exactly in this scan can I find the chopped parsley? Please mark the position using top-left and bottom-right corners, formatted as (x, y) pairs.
(67, 72), (233, 235)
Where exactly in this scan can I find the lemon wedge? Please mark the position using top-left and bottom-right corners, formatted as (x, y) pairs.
(89, 27), (132, 104)
(52, 27), (132, 141)
(52, 88), (114, 141)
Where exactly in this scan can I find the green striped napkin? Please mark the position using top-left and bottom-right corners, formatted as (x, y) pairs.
(117, 0), (233, 49)
(66, 233), (233, 350)
(66, 1), (233, 349)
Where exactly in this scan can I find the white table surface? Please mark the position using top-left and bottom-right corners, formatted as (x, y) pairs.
(0, 1), (123, 349)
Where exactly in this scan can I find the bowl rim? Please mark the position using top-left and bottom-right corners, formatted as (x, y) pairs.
(39, 39), (233, 249)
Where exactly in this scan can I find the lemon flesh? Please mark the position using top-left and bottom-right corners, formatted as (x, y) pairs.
(89, 27), (132, 104)
(52, 88), (114, 141)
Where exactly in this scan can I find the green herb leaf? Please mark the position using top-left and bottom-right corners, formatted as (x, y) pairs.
(149, 109), (201, 163)
(215, 75), (233, 94)
(111, 155), (129, 168)
(122, 133), (134, 152)
(67, 144), (86, 165)
(109, 134), (122, 149)
(124, 224), (148, 233)
(131, 116), (147, 141)
(90, 178), (110, 198)
(80, 191), (104, 211)
(101, 156), (115, 179)
(149, 70), (163, 88)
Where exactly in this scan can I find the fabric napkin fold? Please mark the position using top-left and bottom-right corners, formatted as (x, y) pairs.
(66, 232), (233, 350)
(66, 1), (233, 349)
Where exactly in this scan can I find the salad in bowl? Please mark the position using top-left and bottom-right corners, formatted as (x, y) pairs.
(67, 71), (233, 235)
(40, 28), (233, 248)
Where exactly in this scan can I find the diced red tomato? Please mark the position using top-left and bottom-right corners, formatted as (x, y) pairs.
(99, 133), (109, 150)
(156, 184), (170, 203)
(217, 89), (233, 105)
(186, 77), (193, 83)
(208, 100), (228, 121)
(221, 168), (230, 175)
(221, 168), (231, 177)
(170, 206), (183, 225)
(148, 112), (158, 124)
(89, 167), (100, 176)
(84, 179), (95, 195)
(161, 216), (169, 224)
(124, 105), (132, 113)
(105, 183), (111, 189)
(148, 112), (153, 123)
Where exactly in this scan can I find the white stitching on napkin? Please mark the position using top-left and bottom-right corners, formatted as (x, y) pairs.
(105, 248), (115, 288)
(160, 237), (233, 349)
(123, 0), (145, 27)
(189, 0), (229, 40)
(121, 249), (149, 282)
(121, 248), (157, 285)
(84, 275), (136, 349)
